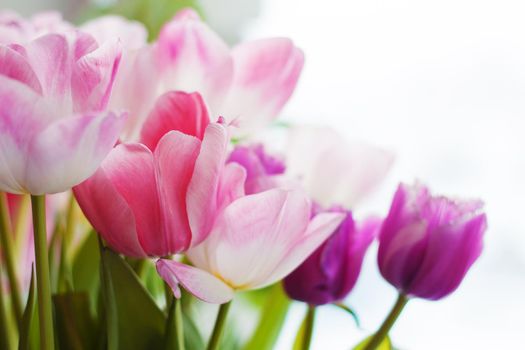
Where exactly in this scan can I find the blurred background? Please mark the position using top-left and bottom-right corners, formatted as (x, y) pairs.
(4, 0), (524, 349)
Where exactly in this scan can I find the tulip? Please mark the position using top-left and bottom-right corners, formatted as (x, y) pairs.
(0, 10), (71, 44)
(227, 144), (286, 194)
(104, 8), (304, 138)
(0, 30), (125, 195)
(378, 183), (487, 300)
(286, 126), (394, 208)
(362, 183), (487, 350)
(156, 189), (345, 304)
(74, 91), (246, 257)
(283, 208), (378, 305)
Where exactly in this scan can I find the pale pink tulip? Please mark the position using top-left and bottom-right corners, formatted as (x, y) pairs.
(286, 126), (395, 208)
(157, 189), (345, 304)
(74, 91), (246, 257)
(110, 8), (304, 138)
(0, 10), (72, 44)
(0, 29), (125, 194)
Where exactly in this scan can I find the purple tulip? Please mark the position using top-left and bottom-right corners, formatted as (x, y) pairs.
(283, 208), (378, 305)
(378, 183), (487, 300)
(227, 144), (286, 194)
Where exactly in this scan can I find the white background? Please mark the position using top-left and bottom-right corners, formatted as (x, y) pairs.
(240, 0), (525, 349)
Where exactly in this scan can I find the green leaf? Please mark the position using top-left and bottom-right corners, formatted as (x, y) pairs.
(353, 335), (392, 350)
(243, 284), (291, 350)
(181, 312), (205, 350)
(100, 247), (166, 350)
(332, 303), (360, 327)
(72, 230), (100, 314)
(18, 267), (37, 350)
(53, 292), (98, 350)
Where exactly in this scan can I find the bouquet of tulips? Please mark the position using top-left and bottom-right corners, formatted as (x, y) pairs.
(0, 7), (488, 350)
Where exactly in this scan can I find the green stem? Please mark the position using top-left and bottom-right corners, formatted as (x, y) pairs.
(363, 293), (409, 350)
(207, 301), (232, 350)
(174, 297), (185, 350)
(0, 267), (13, 350)
(31, 195), (55, 350)
(0, 192), (22, 326)
(302, 305), (316, 350)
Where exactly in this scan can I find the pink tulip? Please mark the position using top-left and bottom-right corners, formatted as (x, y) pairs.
(286, 126), (395, 208)
(0, 10), (72, 44)
(107, 8), (304, 138)
(74, 91), (246, 257)
(0, 29), (125, 194)
(156, 189), (345, 304)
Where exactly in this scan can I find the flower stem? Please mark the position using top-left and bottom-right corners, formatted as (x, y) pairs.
(0, 192), (22, 326)
(31, 195), (55, 350)
(302, 305), (317, 350)
(207, 301), (232, 350)
(363, 293), (408, 350)
(173, 297), (185, 350)
(0, 268), (13, 350)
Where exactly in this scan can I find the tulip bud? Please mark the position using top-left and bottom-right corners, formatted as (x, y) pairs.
(283, 208), (377, 305)
(378, 183), (487, 300)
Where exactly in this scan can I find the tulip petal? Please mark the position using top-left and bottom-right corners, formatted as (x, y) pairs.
(188, 189), (312, 289)
(109, 47), (158, 140)
(0, 76), (52, 193)
(260, 211), (345, 289)
(23, 33), (76, 112)
(0, 44), (42, 94)
(155, 9), (233, 112)
(156, 259), (234, 304)
(220, 38), (304, 136)
(24, 110), (126, 194)
(72, 38), (122, 113)
(81, 15), (148, 50)
(141, 91), (210, 151)
(155, 131), (201, 253)
(74, 158), (147, 258)
(186, 122), (229, 246)
(287, 126), (394, 208)
(408, 213), (486, 299)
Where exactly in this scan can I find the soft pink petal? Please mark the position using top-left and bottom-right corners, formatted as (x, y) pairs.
(81, 15), (148, 50)
(74, 158), (147, 258)
(155, 9), (233, 112)
(25, 111), (126, 194)
(287, 126), (394, 208)
(156, 259), (234, 304)
(155, 131), (201, 253)
(109, 47), (158, 140)
(186, 122), (230, 246)
(216, 162), (246, 209)
(187, 189), (311, 289)
(220, 38), (304, 136)
(0, 44), (42, 94)
(23, 33), (75, 113)
(72, 39), (122, 113)
(260, 211), (346, 288)
(0, 76), (53, 193)
(140, 91), (210, 151)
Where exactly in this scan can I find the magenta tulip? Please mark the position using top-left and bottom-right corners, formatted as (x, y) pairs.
(227, 144), (286, 194)
(74, 91), (246, 257)
(378, 183), (487, 300)
(283, 208), (378, 305)
(157, 189), (345, 304)
(0, 30), (124, 194)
